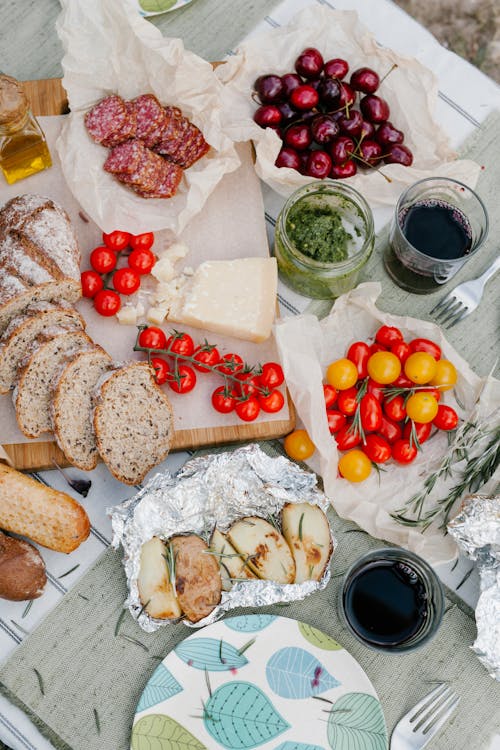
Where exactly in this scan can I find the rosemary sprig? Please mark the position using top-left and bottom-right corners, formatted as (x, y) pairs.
(298, 512), (305, 541)
(58, 564), (80, 579)
(93, 708), (101, 735)
(34, 668), (45, 696)
(163, 542), (177, 593)
(114, 608), (127, 636)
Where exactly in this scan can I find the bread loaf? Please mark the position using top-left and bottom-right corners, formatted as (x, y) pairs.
(0, 530), (47, 601)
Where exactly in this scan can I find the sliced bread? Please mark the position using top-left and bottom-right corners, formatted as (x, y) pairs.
(0, 301), (85, 394)
(14, 329), (92, 438)
(94, 362), (173, 485)
(52, 346), (112, 471)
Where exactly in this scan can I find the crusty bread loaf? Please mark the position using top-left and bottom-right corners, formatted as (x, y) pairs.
(52, 346), (112, 470)
(94, 362), (173, 485)
(0, 463), (90, 553)
(0, 301), (85, 393)
(0, 194), (81, 333)
(14, 329), (93, 438)
(0, 530), (47, 601)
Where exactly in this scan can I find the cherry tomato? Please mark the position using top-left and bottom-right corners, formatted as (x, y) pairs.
(367, 378), (385, 402)
(211, 386), (237, 413)
(338, 449), (372, 482)
(335, 424), (361, 450)
(166, 332), (195, 357)
(236, 397), (261, 422)
(403, 420), (432, 445)
(93, 289), (121, 316)
(259, 362), (284, 389)
(326, 358), (358, 390)
(429, 359), (457, 392)
(346, 341), (371, 379)
(404, 352), (438, 385)
(138, 326), (167, 350)
(258, 389), (285, 413)
(150, 356), (170, 386)
(367, 351), (401, 384)
(384, 394), (407, 422)
(392, 439), (417, 464)
(128, 248), (156, 275)
(375, 325), (404, 348)
(193, 344), (220, 372)
(327, 410), (346, 434)
(90, 246), (117, 274)
(102, 230), (131, 251)
(337, 387), (358, 416)
(236, 373), (261, 397)
(112, 267), (140, 295)
(323, 384), (338, 409)
(433, 405), (459, 431)
(217, 353), (244, 375)
(362, 434), (391, 463)
(379, 414), (402, 444)
(392, 373), (414, 389)
(81, 270), (103, 298)
(360, 393), (382, 432)
(284, 429), (315, 461)
(168, 364), (197, 394)
(391, 341), (411, 364)
(370, 342), (387, 354)
(405, 392), (439, 424)
(409, 338), (441, 361)
(130, 232), (155, 251)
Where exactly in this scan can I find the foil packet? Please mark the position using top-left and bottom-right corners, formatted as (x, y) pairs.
(448, 495), (500, 681)
(109, 445), (336, 632)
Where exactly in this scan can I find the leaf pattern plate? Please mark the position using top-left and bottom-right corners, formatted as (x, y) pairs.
(131, 615), (388, 750)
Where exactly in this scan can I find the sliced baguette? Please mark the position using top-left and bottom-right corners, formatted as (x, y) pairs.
(227, 517), (296, 584)
(93, 362), (174, 485)
(52, 346), (112, 470)
(0, 530), (47, 601)
(281, 503), (332, 583)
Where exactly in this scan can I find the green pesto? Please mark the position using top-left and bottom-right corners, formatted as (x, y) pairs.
(285, 199), (353, 263)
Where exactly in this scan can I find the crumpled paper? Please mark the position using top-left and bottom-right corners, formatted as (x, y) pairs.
(448, 496), (500, 681)
(274, 282), (500, 564)
(216, 6), (481, 206)
(56, 0), (240, 234)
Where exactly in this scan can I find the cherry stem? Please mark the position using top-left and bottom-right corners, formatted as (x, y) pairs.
(351, 152), (392, 183)
(379, 63), (398, 87)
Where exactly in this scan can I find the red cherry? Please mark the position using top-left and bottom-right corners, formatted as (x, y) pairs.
(275, 147), (301, 170)
(281, 73), (302, 97)
(337, 82), (356, 109)
(310, 114), (339, 144)
(375, 121), (404, 146)
(254, 74), (283, 103)
(290, 85), (319, 110)
(330, 159), (357, 178)
(350, 67), (380, 94)
(305, 150), (332, 179)
(324, 58), (349, 80)
(317, 77), (341, 108)
(298, 149), (311, 174)
(360, 94), (390, 123)
(338, 109), (363, 137)
(329, 135), (355, 165)
(295, 47), (324, 79)
(284, 123), (312, 150)
(385, 143), (413, 166)
(358, 139), (382, 166)
(360, 119), (375, 140)
(278, 101), (298, 125)
(254, 105), (282, 127)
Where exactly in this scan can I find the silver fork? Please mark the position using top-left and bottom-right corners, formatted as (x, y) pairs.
(430, 256), (500, 328)
(390, 683), (460, 749)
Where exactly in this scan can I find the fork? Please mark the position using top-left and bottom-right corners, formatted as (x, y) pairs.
(390, 683), (460, 749)
(430, 256), (500, 328)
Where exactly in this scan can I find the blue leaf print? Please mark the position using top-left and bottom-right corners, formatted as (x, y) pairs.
(327, 692), (387, 750)
(136, 664), (182, 712)
(266, 647), (340, 699)
(226, 614), (277, 632)
(204, 681), (289, 749)
(175, 637), (249, 671)
(275, 743), (325, 750)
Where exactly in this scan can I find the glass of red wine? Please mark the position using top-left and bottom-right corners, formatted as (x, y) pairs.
(384, 177), (489, 293)
(340, 548), (444, 652)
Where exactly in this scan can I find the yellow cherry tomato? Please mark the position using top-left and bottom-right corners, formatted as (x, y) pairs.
(406, 392), (439, 423)
(326, 358), (359, 390)
(430, 359), (458, 392)
(366, 351), (401, 385)
(284, 429), (315, 461)
(338, 449), (372, 482)
(404, 352), (438, 385)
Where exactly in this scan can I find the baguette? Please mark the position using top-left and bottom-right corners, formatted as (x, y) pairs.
(0, 530), (46, 601)
(0, 464), (90, 553)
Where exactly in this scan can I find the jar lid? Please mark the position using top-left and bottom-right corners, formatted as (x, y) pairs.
(0, 75), (28, 126)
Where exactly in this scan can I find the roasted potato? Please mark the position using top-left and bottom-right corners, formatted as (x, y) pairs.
(137, 536), (182, 619)
(281, 503), (332, 583)
(209, 529), (256, 590)
(0, 530), (46, 601)
(227, 517), (295, 584)
(170, 534), (222, 623)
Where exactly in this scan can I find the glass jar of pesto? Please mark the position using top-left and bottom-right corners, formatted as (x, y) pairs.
(274, 181), (374, 299)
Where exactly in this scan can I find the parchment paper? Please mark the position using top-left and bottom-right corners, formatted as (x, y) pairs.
(274, 283), (500, 564)
(216, 6), (481, 205)
(55, 0), (240, 235)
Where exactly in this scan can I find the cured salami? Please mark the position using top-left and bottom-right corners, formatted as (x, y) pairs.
(117, 148), (165, 191)
(132, 94), (166, 141)
(103, 139), (145, 175)
(102, 101), (137, 147)
(84, 95), (128, 145)
(134, 161), (183, 199)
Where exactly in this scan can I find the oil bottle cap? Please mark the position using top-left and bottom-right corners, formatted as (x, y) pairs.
(0, 75), (28, 126)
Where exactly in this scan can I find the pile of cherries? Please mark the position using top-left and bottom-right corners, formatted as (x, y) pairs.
(253, 47), (413, 179)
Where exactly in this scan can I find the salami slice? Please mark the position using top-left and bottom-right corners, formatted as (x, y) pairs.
(102, 101), (137, 147)
(141, 109), (169, 149)
(132, 94), (166, 141)
(179, 130), (210, 168)
(84, 95), (127, 145)
(154, 113), (190, 158)
(103, 139), (146, 175)
(116, 148), (166, 192)
(133, 161), (183, 199)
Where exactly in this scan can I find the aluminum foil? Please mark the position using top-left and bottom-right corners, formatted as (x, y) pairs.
(109, 444), (336, 632)
(448, 494), (500, 681)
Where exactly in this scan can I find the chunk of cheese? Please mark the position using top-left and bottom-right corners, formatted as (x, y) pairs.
(167, 257), (277, 343)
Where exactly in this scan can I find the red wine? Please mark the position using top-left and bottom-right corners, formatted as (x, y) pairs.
(343, 559), (428, 647)
(399, 199), (472, 260)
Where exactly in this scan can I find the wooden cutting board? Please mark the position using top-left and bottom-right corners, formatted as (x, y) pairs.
(2, 78), (294, 470)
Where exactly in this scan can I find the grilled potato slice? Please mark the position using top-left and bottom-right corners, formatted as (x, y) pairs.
(209, 529), (256, 591)
(281, 503), (332, 583)
(227, 516), (295, 584)
(137, 536), (182, 619)
(170, 534), (222, 623)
